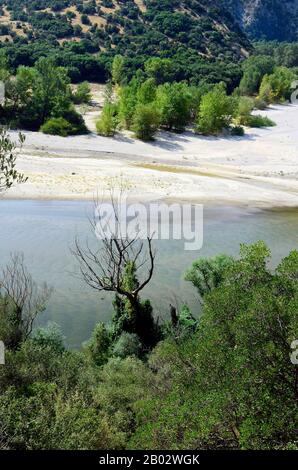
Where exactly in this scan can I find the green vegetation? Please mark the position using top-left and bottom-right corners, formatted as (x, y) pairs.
(243, 115), (276, 128)
(0, 57), (87, 135)
(258, 66), (296, 104)
(196, 84), (237, 135)
(239, 56), (275, 96)
(0, 1), (249, 88)
(0, 128), (26, 193)
(96, 102), (118, 137)
(72, 81), (92, 105)
(0, 242), (297, 450)
(93, 55), (295, 139)
(41, 117), (76, 136)
(132, 103), (160, 141)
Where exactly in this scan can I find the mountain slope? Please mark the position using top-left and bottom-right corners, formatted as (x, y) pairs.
(0, 0), (250, 60)
(224, 0), (298, 41)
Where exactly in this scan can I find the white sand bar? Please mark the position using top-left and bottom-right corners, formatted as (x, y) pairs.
(6, 104), (298, 208)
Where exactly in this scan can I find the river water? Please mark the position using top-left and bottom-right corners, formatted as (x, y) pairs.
(0, 200), (297, 347)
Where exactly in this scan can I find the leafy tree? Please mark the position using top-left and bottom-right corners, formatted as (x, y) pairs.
(96, 102), (118, 137)
(118, 79), (139, 129)
(144, 58), (175, 85)
(258, 66), (296, 103)
(110, 262), (162, 351)
(156, 82), (191, 132)
(132, 103), (160, 141)
(112, 55), (125, 86)
(239, 56), (275, 95)
(185, 253), (234, 298)
(196, 84), (237, 135)
(136, 78), (157, 105)
(236, 96), (255, 125)
(31, 57), (72, 127)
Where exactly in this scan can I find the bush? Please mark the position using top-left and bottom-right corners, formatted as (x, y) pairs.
(245, 114), (276, 128)
(72, 81), (92, 104)
(132, 103), (160, 141)
(85, 322), (112, 366)
(32, 322), (65, 354)
(96, 103), (118, 137)
(62, 108), (89, 134)
(236, 96), (254, 125)
(40, 117), (74, 137)
(254, 97), (267, 110)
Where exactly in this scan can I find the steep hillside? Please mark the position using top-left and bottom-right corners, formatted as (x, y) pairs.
(225, 0), (298, 41)
(0, 0), (250, 59)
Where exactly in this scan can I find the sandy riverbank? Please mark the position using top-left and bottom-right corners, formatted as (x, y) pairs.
(5, 104), (298, 207)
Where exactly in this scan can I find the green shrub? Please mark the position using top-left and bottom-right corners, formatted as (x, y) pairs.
(236, 96), (254, 125)
(132, 103), (160, 141)
(96, 103), (118, 137)
(32, 322), (65, 354)
(72, 81), (92, 105)
(40, 117), (73, 137)
(62, 108), (89, 134)
(254, 97), (267, 110)
(85, 322), (112, 366)
(245, 114), (276, 128)
(113, 333), (142, 359)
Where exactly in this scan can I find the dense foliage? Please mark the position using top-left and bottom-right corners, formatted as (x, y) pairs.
(95, 56), (296, 140)
(0, 57), (88, 134)
(0, 242), (297, 450)
(0, 0), (250, 87)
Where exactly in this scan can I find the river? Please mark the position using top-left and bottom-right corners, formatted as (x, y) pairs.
(0, 200), (297, 347)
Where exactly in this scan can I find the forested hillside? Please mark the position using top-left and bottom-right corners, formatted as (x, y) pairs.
(0, 0), (250, 84)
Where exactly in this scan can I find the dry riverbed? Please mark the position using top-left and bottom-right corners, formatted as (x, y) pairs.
(6, 104), (298, 208)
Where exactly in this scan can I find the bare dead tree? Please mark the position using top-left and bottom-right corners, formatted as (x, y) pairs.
(73, 188), (156, 309)
(0, 253), (52, 349)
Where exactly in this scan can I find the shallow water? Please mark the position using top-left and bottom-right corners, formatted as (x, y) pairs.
(0, 200), (297, 348)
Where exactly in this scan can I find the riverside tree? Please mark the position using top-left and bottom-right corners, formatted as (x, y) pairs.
(196, 84), (237, 135)
(73, 198), (162, 353)
(132, 103), (160, 141)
